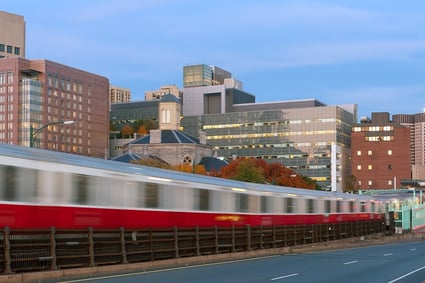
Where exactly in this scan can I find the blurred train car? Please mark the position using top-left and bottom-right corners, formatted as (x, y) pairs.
(0, 143), (385, 229)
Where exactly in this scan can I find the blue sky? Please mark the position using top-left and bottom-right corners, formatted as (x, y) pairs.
(3, 1), (425, 118)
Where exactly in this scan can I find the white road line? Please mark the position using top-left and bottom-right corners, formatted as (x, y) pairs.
(410, 248), (416, 251)
(344, 260), (359, 265)
(387, 265), (425, 283)
(384, 253), (393, 257)
(271, 273), (299, 281)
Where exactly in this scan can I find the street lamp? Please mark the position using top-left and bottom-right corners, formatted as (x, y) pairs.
(30, 120), (74, 147)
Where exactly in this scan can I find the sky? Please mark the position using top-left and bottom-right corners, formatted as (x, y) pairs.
(2, 0), (425, 119)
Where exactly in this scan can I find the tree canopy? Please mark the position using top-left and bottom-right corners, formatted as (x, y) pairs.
(219, 158), (317, 189)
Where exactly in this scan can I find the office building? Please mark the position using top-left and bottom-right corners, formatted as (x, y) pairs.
(110, 86), (131, 104)
(145, 84), (182, 101)
(0, 57), (109, 158)
(393, 112), (425, 180)
(0, 10), (25, 58)
(351, 112), (411, 190)
(181, 99), (356, 191)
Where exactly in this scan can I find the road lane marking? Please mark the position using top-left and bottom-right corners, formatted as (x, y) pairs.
(410, 248), (416, 251)
(344, 260), (358, 265)
(384, 253), (392, 257)
(387, 265), (425, 283)
(271, 273), (299, 281)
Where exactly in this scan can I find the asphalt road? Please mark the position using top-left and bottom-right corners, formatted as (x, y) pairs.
(58, 241), (425, 283)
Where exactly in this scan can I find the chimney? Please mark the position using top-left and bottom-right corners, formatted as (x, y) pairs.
(150, 129), (161, 144)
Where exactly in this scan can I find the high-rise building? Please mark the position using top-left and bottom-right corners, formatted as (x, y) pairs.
(110, 86), (131, 104)
(183, 64), (231, 88)
(393, 112), (425, 180)
(351, 112), (411, 190)
(145, 84), (182, 101)
(0, 10), (25, 58)
(0, 57), (109, 158)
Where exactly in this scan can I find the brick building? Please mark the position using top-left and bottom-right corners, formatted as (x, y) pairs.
(351, 112), (411, 190)
(0, 57), (109, 158)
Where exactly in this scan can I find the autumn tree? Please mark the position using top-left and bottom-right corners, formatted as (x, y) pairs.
(131, 158), (172, 169)
(220, 158), (266, 184)
(137, 125), (148, 135)
(219, 158), (317, 189)
(172, 164), (207, 175)
(120, 124), (134, 138)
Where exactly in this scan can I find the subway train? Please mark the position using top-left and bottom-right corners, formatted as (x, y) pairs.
(0, 143), (386, 229)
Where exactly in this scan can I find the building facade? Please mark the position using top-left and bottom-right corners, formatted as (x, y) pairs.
(145, 84), (182, 101)
(0, 57), (109, 158)
(351, 112), (411, 190)
(121, 94), (213, 166)
(181, 100), (356, 191)
(0, 10), (25, 58)
(110, 86), (131, 104)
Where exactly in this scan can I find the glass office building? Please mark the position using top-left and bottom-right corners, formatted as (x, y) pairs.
(181, 101), (356, 191)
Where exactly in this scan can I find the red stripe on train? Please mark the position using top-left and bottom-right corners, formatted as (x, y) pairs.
(0, 203), (383, 229)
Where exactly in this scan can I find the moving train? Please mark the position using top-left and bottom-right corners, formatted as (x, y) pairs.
(0, 143), (386, 229)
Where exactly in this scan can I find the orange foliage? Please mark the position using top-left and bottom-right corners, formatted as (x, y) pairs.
(219, 158), (316, 189)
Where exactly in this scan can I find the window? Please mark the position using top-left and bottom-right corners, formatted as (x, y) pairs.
(388, 150), (392, 156)
(388, 164), (392, 170)
(285, 197), (295, 213)
(357, 150), (361, 156)
(357, 165), (362, 170)
(236, 193), (248, 212)
(368, 180), (373, 186)
(368, 165), (373, 170)
(307, 199), (314, 213)
(325, 200), (331, 214)
(145, 182), (159, 208)
(368, 150), (372, 156)
(161, 108), (171, 123)
(0, 44), (4, 52)
(74, 174), (89, 204)
(336, 200), (342, 213)
(14, 47), (20, 55)
(388, 180), (393, 186)
(196, 189), (209, 211)
(6, 45), (12, 53)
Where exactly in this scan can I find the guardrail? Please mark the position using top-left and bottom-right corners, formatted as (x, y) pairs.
(0, 220), (385, 274)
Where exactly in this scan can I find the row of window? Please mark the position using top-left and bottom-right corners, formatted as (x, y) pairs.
(0, 165), (380, 215)
(357, 149), (392, 156)
(352, 126), (394, 132)
(356, 164), (393, 170)
(0, 72), (14, 85)
(0, 44), (20, 56)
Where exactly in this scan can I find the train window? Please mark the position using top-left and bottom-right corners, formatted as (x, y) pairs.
(145, 182), (159, 208)
(235, 193), (248, 213)
(361, 201), (367, 212)
(371, 202), (376, 213)
(2, 165), (17, 200)
(349, 201), (355, 213)
(285, 197), (295, 213)
(196, 189), (209, 211)
(74, 174), (89, 204)
(307, 199), (314, 213)
(325, 200), (331, 214)
(336, 200), (342, 213)
(261, 196), (273, 213)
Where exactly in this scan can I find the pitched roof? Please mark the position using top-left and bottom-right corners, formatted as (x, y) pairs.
(129, 130), (202, 145)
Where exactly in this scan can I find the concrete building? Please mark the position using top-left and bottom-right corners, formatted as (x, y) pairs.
(110, 86), (131, 104)
(351, 112), (411, 190)
(0, 11), (25, 58)
(145, 84), (182, 101)
(0, 57), (109, 158)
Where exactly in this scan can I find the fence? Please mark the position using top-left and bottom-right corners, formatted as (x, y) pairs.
(0, 220), (385, 274)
